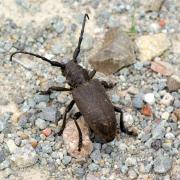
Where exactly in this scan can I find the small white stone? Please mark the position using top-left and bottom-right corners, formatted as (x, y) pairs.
(161, 112), (170, 120)
(165, 132), (175, 140)
(6, 140), (18, 154)
(124, 114), (134, 127)
(160, 93), (174, 106)
(144, 93), (155, 105)
(125, 157), (137, 166)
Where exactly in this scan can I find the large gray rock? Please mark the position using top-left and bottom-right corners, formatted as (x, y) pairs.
(140, 0), (165, 12)
(89, 28), (135, 74)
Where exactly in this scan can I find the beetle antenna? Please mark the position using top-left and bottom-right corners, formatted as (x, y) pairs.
(73, 13), (89, 62)
(10, 51), (65, 68)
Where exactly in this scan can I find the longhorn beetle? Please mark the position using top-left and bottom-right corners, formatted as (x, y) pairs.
(10, 14), (137, 151)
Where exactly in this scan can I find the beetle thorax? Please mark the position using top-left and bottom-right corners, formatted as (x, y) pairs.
(63, 61), (90, 88)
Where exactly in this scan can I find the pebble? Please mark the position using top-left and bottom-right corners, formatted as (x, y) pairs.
(51, 42), (67, 55)
(0, 113), (10, 132)
(144, 93), (155, 104)
(34, 94), (49, 103)
(88, 163), (99, 171)
(125, 157), (137, 167)
(128, 169), (137, 179)
(74, 167), (85, 177)
(174, 99), (180, 108)
(120, 165), (128, 174)
(167, 75), (180, 92)
(18, 114), (28, 128)
(86, 174), (100, 180)
(40, 107), (58, 122)
(30, 139), (38, 149)
(124, 114), (134, 127)
(90, 150), (101, 163)
(104, 145), (113, 154)
(134, 62), (143, 70)
(53, 21), (65, 33)
(6, 139), (18, 154)
(42, 128), (52, 137)
(152, 122), (166, 139)
(0, 149), (5, 163)
(161, 112), (170, 120)
(151, 139), (162, 150)
(62, 155), (71, 165)
(151, 60), (174, 76)
(165, 132), (175, 140)
(153, 155), (172, 173)
(133, 94), (144, 109)
(0, 160), (11, 170)
(41, 143), (52, 154)
(11, 144), (38, 168)
(111, 94), (120, 103)
(141, 104), (152, 116)
(35, 118), (47, 130)
(63, 118), (93, 158)
(173, 109), (180, 121)
(160, 93), (174, 106)
(4, 168), (13, 178)
(135, 33), (171, 61)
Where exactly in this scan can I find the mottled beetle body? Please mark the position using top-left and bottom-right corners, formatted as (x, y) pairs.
(72, 79), (116, 143)
(10, 14), (137, 151)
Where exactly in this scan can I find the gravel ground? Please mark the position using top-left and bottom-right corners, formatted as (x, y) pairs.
(0, 0), (180, 180)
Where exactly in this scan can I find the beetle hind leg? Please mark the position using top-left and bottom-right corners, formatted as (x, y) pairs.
(56, 100), (75, 136)
(71, 112), (83, 151)
(114, 106), (137, 136)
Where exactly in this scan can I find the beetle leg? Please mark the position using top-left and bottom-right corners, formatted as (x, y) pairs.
(71, 112), (83, 151)
(38, 86), (72, 95)
(89, 69), (96, 79)
(57, 100), (75, 136)
(114, 106), (137, 136)
(74, 119), (83, 151)
(73, 14), (89, 62)
(71, 112), (82, 119)
(101, 81), (115, 89)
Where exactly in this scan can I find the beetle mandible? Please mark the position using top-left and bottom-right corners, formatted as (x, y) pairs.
(10, 14), (137, 151)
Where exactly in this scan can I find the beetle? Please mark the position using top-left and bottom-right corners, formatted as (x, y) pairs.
(10, 14), (137, 151)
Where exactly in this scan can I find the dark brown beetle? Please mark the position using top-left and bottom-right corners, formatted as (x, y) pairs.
(10, 14), (137, 151)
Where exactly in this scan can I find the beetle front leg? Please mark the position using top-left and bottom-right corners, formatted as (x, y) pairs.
(56, 100), (75, 135)
(38, 86), (72, 95)
(114, 106), (137, 136)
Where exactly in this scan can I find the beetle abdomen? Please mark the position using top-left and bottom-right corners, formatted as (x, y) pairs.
(72, 79), (116, 143)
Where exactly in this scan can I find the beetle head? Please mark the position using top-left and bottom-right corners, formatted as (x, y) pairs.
(62, 60), (90, 88)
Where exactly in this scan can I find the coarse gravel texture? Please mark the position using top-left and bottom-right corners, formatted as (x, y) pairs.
(0, 0), (180, 180)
